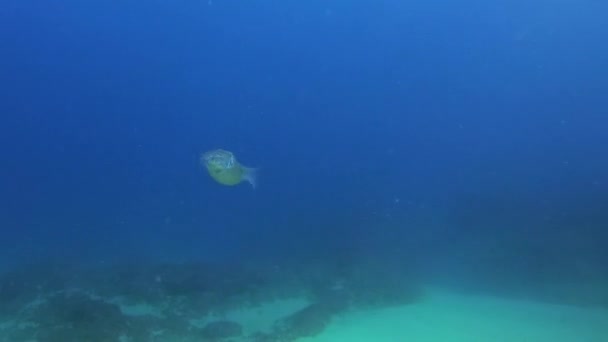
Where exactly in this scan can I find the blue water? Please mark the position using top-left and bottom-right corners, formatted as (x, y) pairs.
(1, 0), (607, 296)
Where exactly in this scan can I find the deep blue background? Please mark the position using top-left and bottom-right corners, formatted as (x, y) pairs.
(1, 0), (607, 287)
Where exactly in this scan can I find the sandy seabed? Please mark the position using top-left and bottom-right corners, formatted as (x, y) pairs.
(297, 288), (608, 342)
(2, 262), (607, 342)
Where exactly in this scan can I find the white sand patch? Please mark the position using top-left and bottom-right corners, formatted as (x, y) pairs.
(299, 288), (608, 342)
(191, 297), (311, 335)
(108, 296), (166, 318)
(109, 295), (311, 337)
(0, 319), (15, 330)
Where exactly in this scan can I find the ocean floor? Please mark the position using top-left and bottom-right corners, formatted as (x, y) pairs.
(3, 288), (607, 342)
(299, 288), (608, 342)
(1, 262), (607, 341)
(135, 288), (608, 342)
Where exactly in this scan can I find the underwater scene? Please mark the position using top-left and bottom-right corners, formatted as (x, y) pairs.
(1, 0), (607, 341)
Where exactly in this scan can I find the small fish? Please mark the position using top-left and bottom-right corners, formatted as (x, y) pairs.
(201, 149), (257, 188)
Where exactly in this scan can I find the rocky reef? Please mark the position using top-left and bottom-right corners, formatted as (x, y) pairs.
(0, 259), (424, 342)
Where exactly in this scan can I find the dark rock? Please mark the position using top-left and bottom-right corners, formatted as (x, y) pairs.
(249, 331), (277, 342)
(200, 320), (243, 340)
(0, 263), (76, 313)
(27, 292), (129, 342)
(271, 302), (337, 341)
